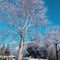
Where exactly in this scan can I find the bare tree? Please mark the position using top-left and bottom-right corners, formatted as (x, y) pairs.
(44, 26), (60, 60)
(45, 26), (60, 44)
(0, 0), (49, 60)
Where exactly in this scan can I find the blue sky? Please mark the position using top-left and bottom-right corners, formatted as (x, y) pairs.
(0, 0), (60, 28)
(46, 0), (60, 26)
(0, 0), (60, 47)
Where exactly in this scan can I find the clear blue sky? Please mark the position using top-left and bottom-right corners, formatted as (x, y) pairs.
(0, 0), (60, 29)
(46, 0), (60, 26)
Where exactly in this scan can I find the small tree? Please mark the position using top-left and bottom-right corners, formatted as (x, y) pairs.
(0, 44), (5, 56)
(4, 46), (10, 56)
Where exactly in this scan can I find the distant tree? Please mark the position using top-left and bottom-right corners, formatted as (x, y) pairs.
(40, 47), (48, 59)
(4, 46), (10, 56)
(48, 47), (56, 60)
(45, 26), (60, 44)
(0, 44), (5, 56)
(0, 0), (49, 60)
(23, 40), (48, 59)
(44, 26), (60, 60)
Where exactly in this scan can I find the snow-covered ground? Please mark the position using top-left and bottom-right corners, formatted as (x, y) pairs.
(28, 59), (48, 60)
(23, 57), (48, 60)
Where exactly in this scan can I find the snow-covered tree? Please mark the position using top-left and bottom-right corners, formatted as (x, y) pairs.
(45, 26), (60, 45)
(23, 39), (48, 59)
(0, 0), (49, 60)
(44, 26), (60, 59)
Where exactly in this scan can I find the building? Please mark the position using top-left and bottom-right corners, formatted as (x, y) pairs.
(0, 55), (16, 60)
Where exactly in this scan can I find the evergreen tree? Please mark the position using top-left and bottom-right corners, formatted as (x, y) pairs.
(4, 46), (10, 56)
(0, 44), (5, 56)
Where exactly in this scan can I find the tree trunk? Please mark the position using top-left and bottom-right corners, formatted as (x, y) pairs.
(55, 43), (58, 60)
(18, 39), (24, 60)
(18, 31), (25, 60)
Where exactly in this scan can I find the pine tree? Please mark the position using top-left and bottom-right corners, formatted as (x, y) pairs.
(4, 46), (10, 56)
(0, 44), (5, 56)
